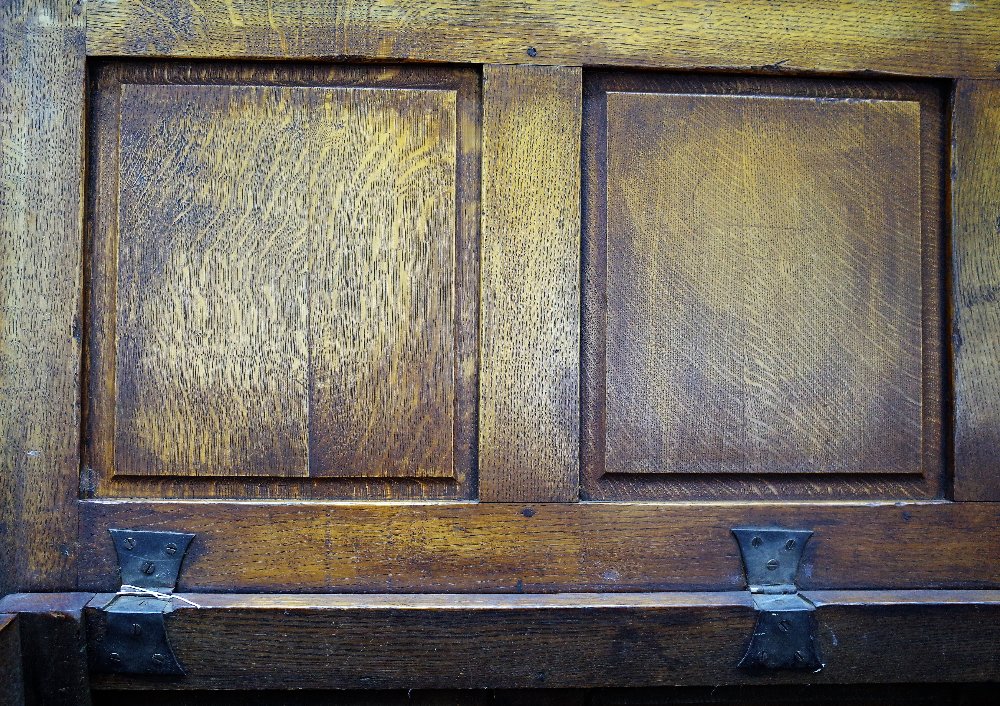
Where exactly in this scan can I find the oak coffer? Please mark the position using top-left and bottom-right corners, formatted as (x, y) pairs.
(2, 0), (1000, 700)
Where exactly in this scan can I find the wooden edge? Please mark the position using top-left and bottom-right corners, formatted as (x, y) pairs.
(79, 500), (1000, 592)
(0, 0), (85, 595)
(0, 594), (93, 706)
(479, 64), (581, 502)
(952, 79), (1000, 501)
(84, 0), (1000, 78)
(0, 614), (24, 706)
(77, 590), (1000, 689)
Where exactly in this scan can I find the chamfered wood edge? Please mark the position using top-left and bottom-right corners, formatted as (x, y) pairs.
(0, 0), (85, 595)
(952, 79), (1000, 501)
(72, 590), (1000, 689)
(83, 0), (1000, 79)
(78, 500), (1000, 592)
(0, 594), (92, 706)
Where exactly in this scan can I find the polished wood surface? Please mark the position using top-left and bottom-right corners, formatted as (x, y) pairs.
(84, 1), (1000, 79)
(952, 80), (1000, 501)
(479, 64), (581, 502)
(582, 73), (944, 501)
(87, 61), (480, 499)
(78, 500), (1000, 593)
(0, 614), (24, 706)
(0, 0), (84, 595)
(80, 590), (1000, 689)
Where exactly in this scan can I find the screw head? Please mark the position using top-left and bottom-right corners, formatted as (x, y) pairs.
(151, 653), (166, 665)
(751, 536), (763, 548)
(785, 539), (797, 551)
(130, 623), (142, 636)
(794, 650), (806, 663)
(108, 652), (121, 663)
(123, 537), (136, 550)
(141, 561), (156, 575)
(765, 558), (780, 571)
(777, 618), (791, 633)
(164, 543), (177, 556)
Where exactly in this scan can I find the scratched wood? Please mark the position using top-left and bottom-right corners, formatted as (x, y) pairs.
(86, 61), (479, 498)
(0, 0), (84, 594)
(78, 500), (1000, 593)
(582, 73), (944, 501)
(479, 65), (581, 502)
(952, 80), (1000, 501)
(82, 590), (1000, 689)
(308, 87), (458, 479)
(84, 0), (1000, 79)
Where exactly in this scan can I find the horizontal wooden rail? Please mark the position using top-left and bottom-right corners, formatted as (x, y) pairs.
(69, 590), (1000, 689)
(84, 0), (1000, 78)
(80, 500), (1000, 592)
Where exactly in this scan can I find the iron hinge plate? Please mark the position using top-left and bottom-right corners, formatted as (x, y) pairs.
(732, 527), (823, 672)
(93, 529), (195, 677)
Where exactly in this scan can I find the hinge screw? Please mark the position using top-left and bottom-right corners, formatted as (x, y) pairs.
(141, 561), (156, 575)
(765, 558), (780, 571)
(785, 539), (797, 550)
(130, 623), (142, 636)
(109, 652), (121, 663)
(151, 653), (166, 666)
(123, 537), (136, 550)
(164, 543), (177, 555)
(751, 536), (763, 548)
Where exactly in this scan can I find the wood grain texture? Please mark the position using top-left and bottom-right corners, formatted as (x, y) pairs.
(606, 93), (921, 476)
(114, 83), (311, 477)
(84, 0), (1000, 78)
(82, 590), (1000, 689)
(309, 87), (458, 479)
(0, 615), (24, 706)
(952, 81), (1000, 501)
(0, 0), (84, 594)
(78, 500), (1000, 593)
(87, 61), (480, 498)
(0, 593), (92, 706)
(479, 65), (581, 502)
(582, 73), (945, 501)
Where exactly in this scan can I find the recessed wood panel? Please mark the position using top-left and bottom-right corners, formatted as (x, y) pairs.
(87, 62), (479, 498)
(582, 74), (944, 500)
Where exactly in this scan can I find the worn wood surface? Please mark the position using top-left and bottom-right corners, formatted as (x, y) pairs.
(84, 0), (1000, 78)
(87, 61), (480, 499)
(78, 500), (1000, 593)
(479, 64), (581, 503)
(82, 590), (1000, 689)
(0, 0), (84, 594)
(0, 615), (24, 706)
(0, 594), (92, 706)
(952, 80), (1000, 501)
(582, 73), (944, 501)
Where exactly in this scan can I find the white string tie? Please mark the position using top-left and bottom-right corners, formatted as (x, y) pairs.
(117, 584), (202, 608)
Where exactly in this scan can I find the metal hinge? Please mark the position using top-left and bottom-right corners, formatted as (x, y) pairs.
(732, 527), (823, 671)
(92, 529), (196, 676)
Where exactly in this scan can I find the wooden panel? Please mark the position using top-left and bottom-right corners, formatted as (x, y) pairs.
(84, 0), (1000, 79)
(309, 87), (457, 479)
(115, 83), (311, 477)
(87, 61), (480, 498)
(0, 615), (24, 706)
(78, 500), (1000, 593)
(0, 0), (84, 594)
(952, 80), (1000, 501)
(606, 93), (921, 475)
(82, 591), (1000, 689)
(479, 64), (581, 502)
(0, 594), (92, 706)
(582, 74), (944, 501)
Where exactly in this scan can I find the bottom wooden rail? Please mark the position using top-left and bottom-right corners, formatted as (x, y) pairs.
(4, 591), (1000, 692)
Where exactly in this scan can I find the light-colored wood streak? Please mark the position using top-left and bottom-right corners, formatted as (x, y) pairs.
(309, 88), (458, 479)
(952, 80), (1000, 501)
(115, 84), (312, 477)
(84, 0), (1000, 78)
(0, 0), (84, 593)
(479, 65), (581, 502)
(603, 92), (923, 477)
